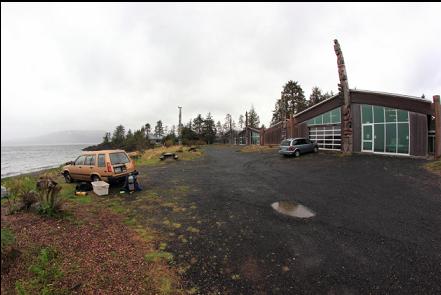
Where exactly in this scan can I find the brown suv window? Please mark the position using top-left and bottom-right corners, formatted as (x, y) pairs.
(85, 155), (96, 166)
(75, 155), (86, 165)
(98, 154), (105, 167)
(109, 152), (130, 165)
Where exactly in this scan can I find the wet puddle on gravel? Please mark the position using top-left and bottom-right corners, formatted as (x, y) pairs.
(271, 201), (315, 218)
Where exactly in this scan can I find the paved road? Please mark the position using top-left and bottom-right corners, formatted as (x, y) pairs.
(138, 146), (441, 294)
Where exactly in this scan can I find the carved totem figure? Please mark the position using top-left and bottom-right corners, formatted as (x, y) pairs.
(334, 39), (352, 152)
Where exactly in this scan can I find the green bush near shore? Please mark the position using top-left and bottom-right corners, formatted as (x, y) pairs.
(2, 175), (65, 217)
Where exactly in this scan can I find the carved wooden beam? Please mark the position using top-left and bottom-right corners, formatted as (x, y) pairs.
(334, 39), (353, 153)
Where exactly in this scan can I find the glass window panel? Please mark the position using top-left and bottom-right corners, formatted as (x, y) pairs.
(385, 108), (397, 122)
(374, 124), (385, 152)
(307, 119), (315, 125)
(385, 123), (397, 153)
(323, 111), (331, 124)
(397, 123), (409, 154)
(75, 156), (86, 165)
(363, 141), (372, 150)
(330, 109), (341, 123)
(98, 154), (105, 167)
(397, 110), (408, 122)
(362, 105), (373, 123)
(373, 106), (384, 123)
(363, 125), (372, 141)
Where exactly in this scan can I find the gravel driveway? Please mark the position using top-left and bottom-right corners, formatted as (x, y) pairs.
(137, 146), (441, 294)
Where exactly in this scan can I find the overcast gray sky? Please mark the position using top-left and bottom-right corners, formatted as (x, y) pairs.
(2, 3), (440, 141)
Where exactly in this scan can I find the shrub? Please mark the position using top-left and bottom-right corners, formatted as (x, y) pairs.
(36, 177), (64, 217)
(3, 177), (38, 214)
(164, 139), (174, 147)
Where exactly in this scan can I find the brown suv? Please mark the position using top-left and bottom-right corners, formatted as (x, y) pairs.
(62, 150), (137, 183)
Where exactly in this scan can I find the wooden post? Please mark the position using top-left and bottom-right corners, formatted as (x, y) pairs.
(334, 39), (353, 153)
(245, 111), (248, 145)
(434, 95), (441, 159)
(260, 128), (265, 145)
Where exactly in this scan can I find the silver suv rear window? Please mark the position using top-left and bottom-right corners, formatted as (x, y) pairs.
(109, 152), (130, 165)
(281, 140), (291, 146)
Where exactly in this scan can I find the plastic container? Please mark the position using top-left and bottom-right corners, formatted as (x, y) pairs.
(92, 181), (110, 196)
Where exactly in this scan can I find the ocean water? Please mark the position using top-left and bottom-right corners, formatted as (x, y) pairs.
(1, 144), (89, 179)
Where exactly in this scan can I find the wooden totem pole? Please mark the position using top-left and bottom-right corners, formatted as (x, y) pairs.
(245, 111), (249, 145)
(334, 39), (353, 153)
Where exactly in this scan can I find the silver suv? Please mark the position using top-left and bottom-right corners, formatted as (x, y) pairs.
(279, 138), (318, 157)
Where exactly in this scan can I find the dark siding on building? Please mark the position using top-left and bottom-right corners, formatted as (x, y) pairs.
(351, 104), (361, 152)
(351, 90), (434, 116)
(298, 123), (309, 138)
(409, 112), (428, 156)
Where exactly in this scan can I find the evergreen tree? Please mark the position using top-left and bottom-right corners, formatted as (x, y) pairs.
(111, 125), (126, 146)
(247, 106), (260, 128)
(283, 80), (307, 114)
(202, 113), (216, 144)
(271, 81), (307, 124)
(170, 125), (176, 136)
(322, 90), (335, 100)
(144, 123), (151, 139)
(271, 99), (283, 125)
(102, 132), (111, 144)
(309, 86), (323, 106)
(154, 120), (164, 138)
(133, 129), (146, 151)
(238, 114), (244, 129)
(181, 126), (198, 144)
(216, 121), (223, 137)
(193, 114), (204, 136)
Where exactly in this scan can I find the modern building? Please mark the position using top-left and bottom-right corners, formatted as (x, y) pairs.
(260, 40), (440, 158)
(238, 127), (261, 145)
(261, 91), (440, 157)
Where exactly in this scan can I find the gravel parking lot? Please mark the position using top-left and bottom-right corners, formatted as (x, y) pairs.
(138, 146), (441, 294)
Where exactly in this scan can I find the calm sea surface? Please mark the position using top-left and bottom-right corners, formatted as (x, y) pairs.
(1, 144), (89, 178)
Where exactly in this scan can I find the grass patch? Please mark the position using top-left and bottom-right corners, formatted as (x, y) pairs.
(425, 159), (441, 175)
(15, 247), (66, 295)
(144, 251), (174, 263)
(186, 226), (200, 233)
(69, 194), (92, 204)
(239, 145), (278, 153)
(124, 216), (137, 226)
(1, 227), (15, 254)
(105, 199), (126, 214)
(135, 146), (203, 166)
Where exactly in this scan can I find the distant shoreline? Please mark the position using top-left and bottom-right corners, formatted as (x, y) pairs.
(1, 143), (97, 147)
(1, 165), (60, 180)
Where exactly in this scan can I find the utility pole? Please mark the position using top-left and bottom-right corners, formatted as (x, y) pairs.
(178, 106), (182, 145)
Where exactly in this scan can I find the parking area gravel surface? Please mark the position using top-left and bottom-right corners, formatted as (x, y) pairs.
(137, 146), (441, 294)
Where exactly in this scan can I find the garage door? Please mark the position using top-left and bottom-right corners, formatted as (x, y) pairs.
(309, 126), (341, 150)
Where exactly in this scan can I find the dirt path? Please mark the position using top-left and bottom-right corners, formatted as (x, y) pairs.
(132, 146), (441, 294)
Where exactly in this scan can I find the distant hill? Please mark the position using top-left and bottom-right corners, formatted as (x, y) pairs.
(2, 130), (106, 146)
